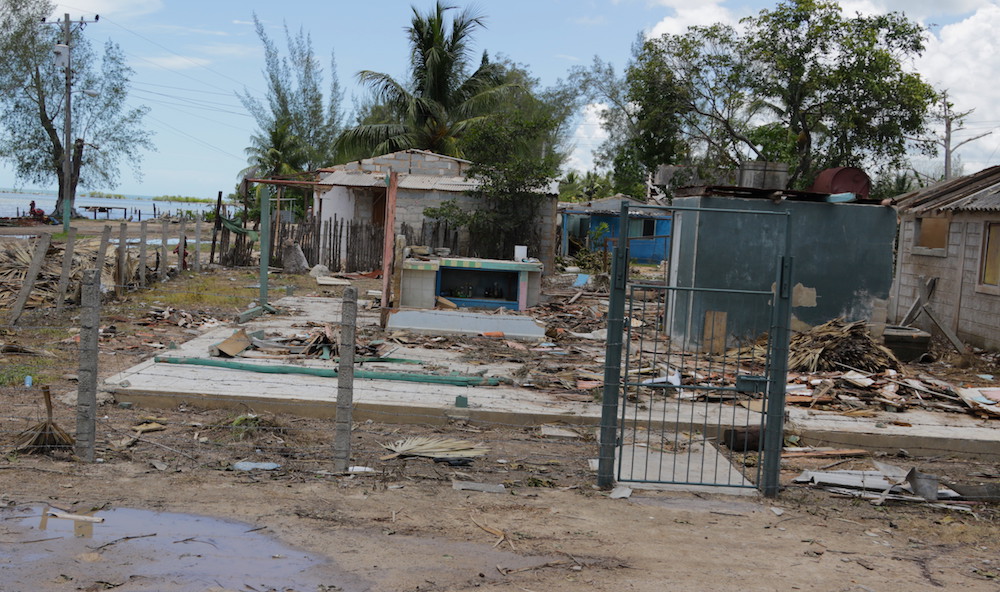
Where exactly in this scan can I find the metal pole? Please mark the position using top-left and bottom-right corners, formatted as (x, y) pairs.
(61, 14), (72, 234)
(75, 269), (99, 461)
(597, 201), (632, 489)
(761, 214), (794, 498)
(259, 186), (271, 308)
(333, 286), (357, 473)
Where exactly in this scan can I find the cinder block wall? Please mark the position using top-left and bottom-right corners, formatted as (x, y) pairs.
(891, 214), (1000, 349)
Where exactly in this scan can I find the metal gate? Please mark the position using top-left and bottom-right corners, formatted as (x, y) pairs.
(596, 202), (793, 496)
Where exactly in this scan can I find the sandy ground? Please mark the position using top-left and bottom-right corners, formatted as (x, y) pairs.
(2, 445), (999, 592)
(1, 245), (998, 592)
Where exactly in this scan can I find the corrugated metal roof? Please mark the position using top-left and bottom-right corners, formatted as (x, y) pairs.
(894, 166), (1000, 214)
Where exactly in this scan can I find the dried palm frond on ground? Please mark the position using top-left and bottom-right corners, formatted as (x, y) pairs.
(380, 436), (489, 460)
(786, 319), (900, 373)
(13, 386), (74, 453)
(732, 318), (900, 373)
(0, 239), (138, 310)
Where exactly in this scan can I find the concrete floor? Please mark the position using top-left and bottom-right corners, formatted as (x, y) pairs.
(104, 295), (1000, 496)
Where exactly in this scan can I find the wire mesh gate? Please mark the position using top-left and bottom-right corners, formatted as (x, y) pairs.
(596, 202), (793, 496)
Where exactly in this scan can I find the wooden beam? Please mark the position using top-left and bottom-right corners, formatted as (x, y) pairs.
(54, 227), (77, 314)
(9, 234), (52, 325)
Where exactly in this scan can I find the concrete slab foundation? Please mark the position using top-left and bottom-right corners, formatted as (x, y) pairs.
(103, 296), (999, 469)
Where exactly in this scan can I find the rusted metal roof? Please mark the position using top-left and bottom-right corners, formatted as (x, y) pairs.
(894, 166), (1000, 214)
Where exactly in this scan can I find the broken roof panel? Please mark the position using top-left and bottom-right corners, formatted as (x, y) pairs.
(894, 165), (1000, 214)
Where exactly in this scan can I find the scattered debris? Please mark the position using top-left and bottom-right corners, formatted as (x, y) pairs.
(609, 485), (632, 499)
(453, 481), (506, 494)
(13, 386), (74, 453)
(381, 436), (489, 460)
(232, 461), (281, 471)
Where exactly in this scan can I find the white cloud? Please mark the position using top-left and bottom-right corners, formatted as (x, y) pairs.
(566, 103), (608, 173)
(916, 4), (1000, 173)
(52, 1), (161, 19)
(137, 55), (211, 71)
(647, 1), (736, 38)
(840, 0), (990, 21)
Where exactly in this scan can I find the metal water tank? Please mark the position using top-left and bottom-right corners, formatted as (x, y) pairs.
(809, 167), (871, 198)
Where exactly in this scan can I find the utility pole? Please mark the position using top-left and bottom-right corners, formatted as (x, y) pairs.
(937, 92), (990, 180)
(45, 13), (99, 232)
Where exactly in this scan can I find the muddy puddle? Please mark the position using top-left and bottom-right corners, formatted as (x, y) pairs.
(0, 505), (354, 591)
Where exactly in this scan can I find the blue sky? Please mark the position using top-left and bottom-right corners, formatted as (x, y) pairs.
(3, 0), (998, 197)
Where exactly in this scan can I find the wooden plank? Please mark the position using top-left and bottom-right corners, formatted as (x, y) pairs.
(116, 222), (127, 299)
(159, 219), (169, 280)
(178, 219), (187, 270)
(922, 305), (968, 353)
(54, 227), (77, 314)
(703, 310), (727, 355)
(139, 220), (148, 288)
(209, 190), (222, 264)
(380, 172), (398, 327)
(194, 213), (202, 272)
(901, 276), (937, 326)
(94, 225), (112, 287)
(9, 234), (52, 324)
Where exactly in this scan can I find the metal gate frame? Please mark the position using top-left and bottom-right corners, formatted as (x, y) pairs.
(597, 202), (793, 497)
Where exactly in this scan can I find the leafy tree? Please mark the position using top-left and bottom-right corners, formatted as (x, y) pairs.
(240, 15), (343, 172)
(425, 111), (560, 259)
(565, 48), (687, 199)
(240, 15), (344, 219)
(635, 0), (938, 188)
(0, 0), (153, 218)
(336, 1), (518, 160)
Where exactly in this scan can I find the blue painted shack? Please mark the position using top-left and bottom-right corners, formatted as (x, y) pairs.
(558, 196), (672, 264)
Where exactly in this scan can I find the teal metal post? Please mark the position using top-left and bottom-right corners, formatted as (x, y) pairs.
(761, 214), (793, 497)
(238, 186), (278, 322)
(597, 202), (632, 489)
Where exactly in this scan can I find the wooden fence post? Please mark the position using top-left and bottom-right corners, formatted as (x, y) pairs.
(55, 228), (77, 314)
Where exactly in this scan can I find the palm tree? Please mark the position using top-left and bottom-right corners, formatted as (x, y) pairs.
(242, 116), (307, 180)
(336, 2), (518, 159)
(242, 116), (309, 220)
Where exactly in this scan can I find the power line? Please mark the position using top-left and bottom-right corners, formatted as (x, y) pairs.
(133, 81), (239, 97)
(63, 11), (267, 97)
(132, 88), (250, 117)
(144, 113), (244, 162)
(133, 98), (252, 133)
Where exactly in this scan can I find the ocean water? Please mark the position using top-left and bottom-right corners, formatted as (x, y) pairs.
(0, 190), (224, 221)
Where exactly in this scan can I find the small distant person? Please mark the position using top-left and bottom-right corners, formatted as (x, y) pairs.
(28, 200), (45, 220)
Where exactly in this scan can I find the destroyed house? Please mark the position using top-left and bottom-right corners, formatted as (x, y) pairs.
(313, 149), (558, 273)
(890, 166), (1000, 350)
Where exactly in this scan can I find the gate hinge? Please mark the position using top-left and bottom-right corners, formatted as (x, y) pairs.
(735, 374), (768, 394)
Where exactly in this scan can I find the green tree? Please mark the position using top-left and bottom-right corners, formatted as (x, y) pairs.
(240, 15), (343, 172)
(0, 0), (153, 218)
(565, 48), (687, 199)
(636, 0), (937, 188)
(454, 111), (562, 259)
(336, 1), (518, 159)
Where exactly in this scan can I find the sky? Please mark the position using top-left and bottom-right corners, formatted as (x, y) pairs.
(2, 0), (999, 198)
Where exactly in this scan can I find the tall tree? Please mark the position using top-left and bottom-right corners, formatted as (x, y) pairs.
(566, 49), (687, 199)
(634, 0), (938, 188)
(0, 0), (153, 218)
(425, 109), (561, 259)
(239, 15), (344, 173)
(336, 1), (517, 160)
